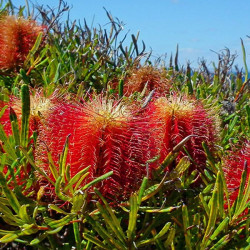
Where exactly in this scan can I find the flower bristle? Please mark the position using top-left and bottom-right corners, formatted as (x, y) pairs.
(0, 16), (45, 70)
(223, 142), (250, 206)
(123, 65), (170, 96)
(149, 95), (218, 172)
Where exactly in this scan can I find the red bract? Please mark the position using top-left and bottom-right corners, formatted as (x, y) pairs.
(148, 96), (218, 172)
(0, 16), (45, 70)
(36, 96), (151, 202)
(223, 143), (250, 206)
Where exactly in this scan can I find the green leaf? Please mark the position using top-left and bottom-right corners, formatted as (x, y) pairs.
(137, 177), (148, 205)
(201, 179), (218, 247)
(59, 134), (70, 183)
(81, 171), (113, 190)
(47, 151), (59, 180)
(44, 215), (73, 229)
(204, 169), (213, 182)
(71, 191), (87, 212)
(0, 124), (17, 160)
(64, 166), (90, 192)
(210, 234), (230, 250)
(47, 226), (64, 235)
(182, 204), (192, 250)
(24, 32), (44, 66)
(217, 172), (225, 218)
(0, 203), (18, 222)
(206, 217), (229, 248)
(202, 142), (217, 173)
(0, 172), (20, 214)
(20, 223), (38, 235)
(143, 157), (190, 202)
(139, 206), (180, 213)
(74, 172), (90, 191)
(84, 62), (101, 81)
(20, 84), (30, 149)
(73, 222), (81, 250)
(0, 197), (9, 206)
(164, 226), (176, 248)
(228, 115), (239, 133)
(19, 147), (54, 185)
(94, 189), (126, 244)
(96, 202), (126, 247)
(169, 156), (190, 179)
(127, 193), (138, 242)
(155, 222), (171, 239)
(0, 105), (8, 119)
(19, 69), (30, 84)
(136, 238), (155, 248)
(0, 153), (6, 172)
(1, 215), (19, 227)
(143, 184), (158, 198)
(18, 205), (33, 224)
(65, 164), (71, 182)
(0, 233), (19, 243)
(241, 38), (248, 81)
(216, 162), (232, 218)
(83, 233), (107, 250)
(118, 79), (124, 98)
(30, 232), (48, 246)
(184, 169), (198, 186)
(203, 183), (214, 194)
(246, 105), (250, 128)
(85, 214), (121, 249)
(48, 204), (70, 215)
(10, 116), (20, 150)
(0, 229), (14, 236)
(156, 151), (179, 173)
(55, 176), (70, 201)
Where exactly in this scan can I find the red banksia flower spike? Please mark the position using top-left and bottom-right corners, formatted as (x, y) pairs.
(36, 95), (151, 202)
(122, 65), (171, 97)
(149, 95), (218, 173)
(0, 16), (45, 70)
(78, 97), (151, 201)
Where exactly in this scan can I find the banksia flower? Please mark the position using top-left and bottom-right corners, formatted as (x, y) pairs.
(223, 143), (250, 206)
(123, 66), (170, 96)
(36, 96), (151, 202)
(0, 91), (57, 136)
(0, 16), (45, 70)
(148, 95), (218, 172)
(0, 91), (62, 194)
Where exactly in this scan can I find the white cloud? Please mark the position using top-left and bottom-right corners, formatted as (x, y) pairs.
(180, 48), (201, 54)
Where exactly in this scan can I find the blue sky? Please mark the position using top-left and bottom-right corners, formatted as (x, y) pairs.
(12, 0), (250, 69)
